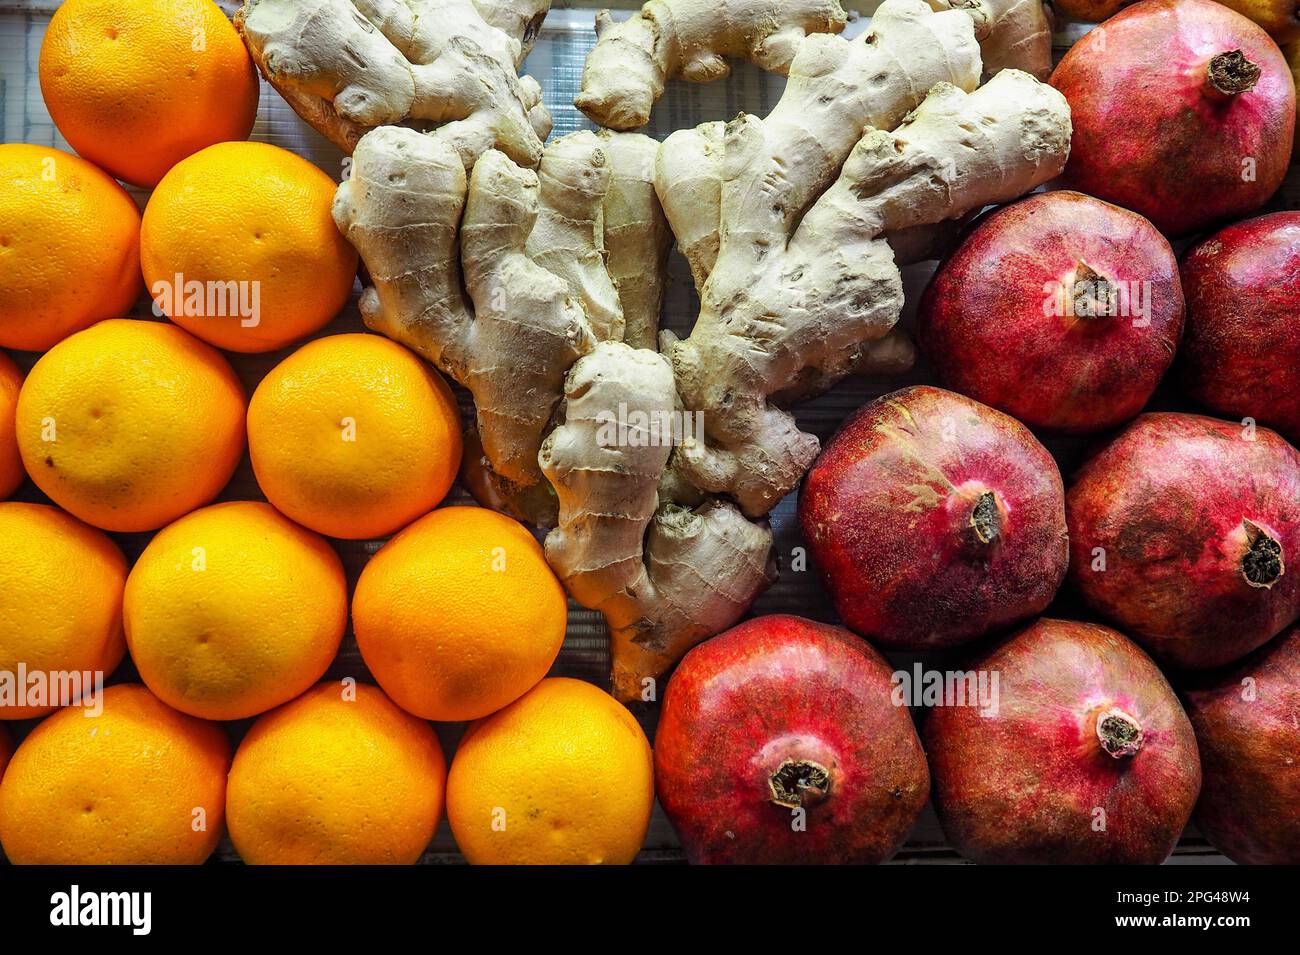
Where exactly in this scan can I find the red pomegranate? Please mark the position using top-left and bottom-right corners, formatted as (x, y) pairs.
(800, 386), (1068, 650)
(1067, 412), (1300, 669)
(926, 618), (1201, 864)
(919, 191), (1184, 433)
(1051, 0), (1295, 236)
(655, 614), (929, 864)
(1180, 211), (1300, 443)
(1183, 624), (1300, 864)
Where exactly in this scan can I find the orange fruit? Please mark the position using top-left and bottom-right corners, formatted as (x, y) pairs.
(124, 502), (347, 721)
(0, 353), (24, 499)
(447, 678), (654, 865)
(0, 684), (230, 864)
(39, 0), (259, 188)
(248, 334), (463, 539)
(141, 142), (358, 352)
(0, 502), (126, 720)
(226, 682), (446, 864)
(15, 319), (246, 532)
(352, 506), (568, 722)
(0, 144), (141, 351)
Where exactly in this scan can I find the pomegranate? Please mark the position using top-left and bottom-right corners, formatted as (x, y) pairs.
(800, 386), (1068, 650)
(1051, 0), (1295, 236)
(1180, 211), (1300, 443)
(655, 614), (928, 864)
(1067, 412), (1300, 669)
(919, 191), (1184, 433)
(1183, 624), (1300, 864)
(926, 618), (1201, 864)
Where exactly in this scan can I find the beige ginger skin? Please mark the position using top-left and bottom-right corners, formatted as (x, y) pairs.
(576, 0), (1053, 130)
(237, 0), (553, 164)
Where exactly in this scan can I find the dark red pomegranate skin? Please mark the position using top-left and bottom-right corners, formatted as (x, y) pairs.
(926, 618), (1201, 865)
(1051, 0), (1295, 236)
(919, 191), (1183, 433)
(1184, 625), (1300, 864)
(1180, 212), (1300, 443)
(655, 614), (929, 864)
(1068, 412), (1300, 669)
(800, 386), (1068, 650)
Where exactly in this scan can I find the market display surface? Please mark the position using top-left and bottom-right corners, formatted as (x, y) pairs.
(0, 0), (1298, 865)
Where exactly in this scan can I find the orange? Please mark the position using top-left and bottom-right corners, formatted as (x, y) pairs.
(39, 0), (259, 188)
(0, 144), (141, 351)
(0, 684), (230, 864)
(0, 502), (127, 720)
(248, 334), (463, 539)
(226, 682), (446, 864)
(124, 502), (347, 721)
(141, 142), (358, 352)
(0, 725), (10, 780)
(447, 678), (654, 865)
(352, 507), (568, 722)
(0, 353), (23, 499)
(15, 319), (246, 532)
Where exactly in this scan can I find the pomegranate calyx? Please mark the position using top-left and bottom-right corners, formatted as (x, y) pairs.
(1094, 707), (1144, 759)
(768, 758), (831, 810)
(1241, 518), (1284, 589)
(1207, 50), (1261, 98)
(969, 491), (1002, 545)
(1070, 261), (1119, 319)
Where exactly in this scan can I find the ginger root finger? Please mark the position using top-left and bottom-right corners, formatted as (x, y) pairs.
(651, 0), (1051, 297)
(333, 125), (473, 373)
(771, 327), (919, 406)
(925, 0), (1053, 80)
(655, 0), (982, 300)
(600, 132), (673, 351)
(527, 133), (624, 344)
(656, 122), (725, 292)
(575, 0), (849, 130)
(540, 341), (774, 703)
(237, 0), (553, 165)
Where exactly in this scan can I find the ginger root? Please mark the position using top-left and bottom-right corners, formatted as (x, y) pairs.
(927, 0), (1053, 80)
(575, 0), (849, 130)
(539, 342), (775, 701)
(576, 0), (1052, 131)
(586, 0), (1067, 694)
(336, 128), (638, 494)
(664, 68), (1071, 517)
(312, 0), (1070, 702)
(236, 0), (553, 165)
